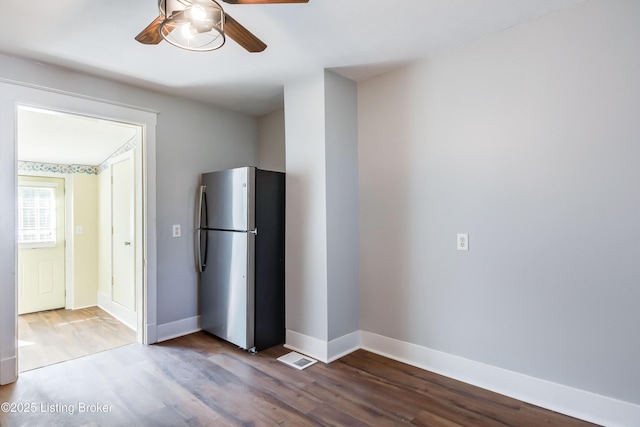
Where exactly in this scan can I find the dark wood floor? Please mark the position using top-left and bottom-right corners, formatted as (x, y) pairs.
(18, 306), (136, 372)
(1, 332), (597, 426)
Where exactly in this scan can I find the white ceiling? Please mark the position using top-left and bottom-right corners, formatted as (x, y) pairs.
(6, 0), (585, 165)
(18, 107), (138, 166)
(0, 0), (585, 117)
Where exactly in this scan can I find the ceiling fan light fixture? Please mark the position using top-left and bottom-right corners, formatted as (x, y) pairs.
(188, 4), (208, 22)
(158, 0), (225, 51)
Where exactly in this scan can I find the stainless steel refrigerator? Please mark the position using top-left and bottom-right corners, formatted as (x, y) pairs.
(196, 166), (285, 352)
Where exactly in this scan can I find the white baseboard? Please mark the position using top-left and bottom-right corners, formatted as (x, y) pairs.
(145, 323), (157, 345)
(360, 331), (640, 427)
(156, 316), (201, 342)
(284, 329), (361, 364)
(0, 355), (17, 385)
(97, 292), (136, 331)
(71, 304), (98, 311)
(327, 330), (361, 363)
(284, 329), (329, 362)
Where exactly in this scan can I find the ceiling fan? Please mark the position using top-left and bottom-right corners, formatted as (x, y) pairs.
(136, 0), (309, 52)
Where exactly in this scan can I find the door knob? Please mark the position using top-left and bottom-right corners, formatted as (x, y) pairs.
(124, 241), (131, 246)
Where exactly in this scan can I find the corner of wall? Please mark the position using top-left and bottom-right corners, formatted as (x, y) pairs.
(285, 329), (360, 364)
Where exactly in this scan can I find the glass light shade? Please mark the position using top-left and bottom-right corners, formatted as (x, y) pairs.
(158, 0), (225, 52)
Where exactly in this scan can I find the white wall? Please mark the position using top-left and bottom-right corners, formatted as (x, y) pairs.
(359, 0), (640, 412)
(0, 54), (258, 333)
(258, 109), (285, 172)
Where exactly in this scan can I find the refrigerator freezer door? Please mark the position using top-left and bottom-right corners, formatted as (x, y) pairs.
(200, 229), (255, 350)
(201, 167), (255, 232)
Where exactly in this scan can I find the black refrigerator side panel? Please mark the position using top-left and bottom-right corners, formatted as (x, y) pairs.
(254, 169), (285, 351)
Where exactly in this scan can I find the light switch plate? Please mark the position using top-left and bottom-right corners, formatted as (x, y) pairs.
(457, 233), (469, 251)
(172, 224), (181, 238)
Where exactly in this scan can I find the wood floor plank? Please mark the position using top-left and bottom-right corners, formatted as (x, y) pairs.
(0, 332), (599, 427)
(412, 409), (466, 427)
(341, 350), (528, 425)
(300, 377), (408, 425)
(206, 352), (322, 414)
(18, 306), (136, 372)
(306, 403), (373, 427)
(142, 339), (314, 426)
(309, 356), (461, 423)
(348, 350), (521, 409)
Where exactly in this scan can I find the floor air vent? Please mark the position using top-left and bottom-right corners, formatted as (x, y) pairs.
(277, 352), (317, 370)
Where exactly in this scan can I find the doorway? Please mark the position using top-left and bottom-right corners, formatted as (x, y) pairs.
(0, 80), (158, 385)
(15, 107), (142, 371)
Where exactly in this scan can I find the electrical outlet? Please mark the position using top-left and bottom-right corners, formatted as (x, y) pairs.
(172, 224), (181, 238)
(457, 233), (469, 251)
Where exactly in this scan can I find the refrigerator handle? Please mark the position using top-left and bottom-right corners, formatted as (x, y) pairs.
(196, 229), (203, 273)
(196, 185), (206, 230)
(196, 185), (207, 273)
(196, 228), (209, 273)
(202, 187), (209, 229)
(203, 225), (209, 272)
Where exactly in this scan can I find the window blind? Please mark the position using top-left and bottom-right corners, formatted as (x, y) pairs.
(17, 186), (56, 245)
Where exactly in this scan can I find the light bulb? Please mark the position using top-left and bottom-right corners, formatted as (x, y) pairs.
(181, 23), (196, 40)
(190, 5), (207, 22)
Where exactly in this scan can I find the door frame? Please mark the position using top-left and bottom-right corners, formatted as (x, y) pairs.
(0, 81), (158, 385)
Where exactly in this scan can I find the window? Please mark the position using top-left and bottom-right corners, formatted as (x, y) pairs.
(17, 185), (57, 247)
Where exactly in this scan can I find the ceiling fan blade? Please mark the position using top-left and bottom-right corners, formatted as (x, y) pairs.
(224, 13), (267, 52)
(135, 15), (165, 45)
(221, 0), (309, 4)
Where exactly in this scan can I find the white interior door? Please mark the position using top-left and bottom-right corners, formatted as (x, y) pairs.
(17, 176), (65, 315)
(111, 153), (136, 327)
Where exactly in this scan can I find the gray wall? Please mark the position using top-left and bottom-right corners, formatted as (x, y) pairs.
(0, 84), (16, 385)
(324, 71), (360, 341)
(0, 54), (258, 328)
(257, 109), (286, 173)
(283, 71), (360, 347)
(284, 72), (329, 341)
(358, 0), (640, 405)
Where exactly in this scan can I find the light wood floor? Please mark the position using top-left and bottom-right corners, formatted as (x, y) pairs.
(1, 332), (597, 426)
(18, 306), (136, 372)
